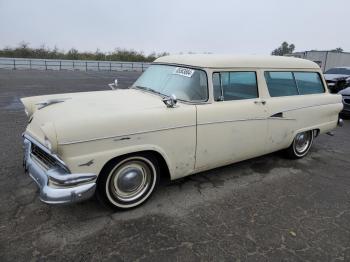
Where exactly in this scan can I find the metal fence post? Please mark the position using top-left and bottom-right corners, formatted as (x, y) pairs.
(141, 63), (144, 72)
(13, 59), (16, 70)
(72, 61), (75, 70)
(45, 60), (47, 70)
(85, 61), (88, 71)
(98, 62), (100, 71)
(132, 63), (134, 70)
(29, 60), (32, 70)
(59, 61), (61, 70)
(120, 63), (122, 71)
(109, 62), (111, 71)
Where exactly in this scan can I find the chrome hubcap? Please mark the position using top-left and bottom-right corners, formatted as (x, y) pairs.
(116, 168), (143, 193)
(295, 132), (311, 153)
(109, 160), (152, 202)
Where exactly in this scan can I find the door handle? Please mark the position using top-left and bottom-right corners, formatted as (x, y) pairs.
(254, 100), (266, 105)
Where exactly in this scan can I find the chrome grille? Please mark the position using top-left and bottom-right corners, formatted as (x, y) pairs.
(31, 143), (58, 169)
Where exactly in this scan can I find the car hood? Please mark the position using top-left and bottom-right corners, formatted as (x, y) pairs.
(324, 74), (350, 81)
(21, 89), (195, 150)
(339, 87), (350, 95)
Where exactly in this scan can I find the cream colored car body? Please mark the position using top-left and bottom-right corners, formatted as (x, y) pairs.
(21, 55), (343, 204)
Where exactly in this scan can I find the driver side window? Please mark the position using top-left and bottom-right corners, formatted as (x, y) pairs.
(213, 71), (258, 101)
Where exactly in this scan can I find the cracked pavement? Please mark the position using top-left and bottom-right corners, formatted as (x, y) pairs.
(0, 70), (349, 261)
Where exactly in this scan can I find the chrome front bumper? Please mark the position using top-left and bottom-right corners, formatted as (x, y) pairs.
(23, 137), (97, 204)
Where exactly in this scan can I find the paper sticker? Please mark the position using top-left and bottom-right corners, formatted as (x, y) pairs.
(173, 67), (195, 78)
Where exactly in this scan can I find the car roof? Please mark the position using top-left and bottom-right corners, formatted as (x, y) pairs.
(154, 54), (320, 69)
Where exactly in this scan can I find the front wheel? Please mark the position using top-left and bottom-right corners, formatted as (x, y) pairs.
(285, 130), (314, 159)
(97, 153), (159, 210)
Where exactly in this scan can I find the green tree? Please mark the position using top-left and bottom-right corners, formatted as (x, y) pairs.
(331, 47), (343, 52)
(66, 48), (79, 60)
(271, 41), (295, 56)
(0, 42), (169, 62)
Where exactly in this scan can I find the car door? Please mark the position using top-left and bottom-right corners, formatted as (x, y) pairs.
(195, 71), (270, 171)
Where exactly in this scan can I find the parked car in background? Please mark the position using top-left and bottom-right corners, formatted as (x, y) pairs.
(21, 55), (343, 210)
(324, 67), (350, 93)
(338, 87), (350, 117)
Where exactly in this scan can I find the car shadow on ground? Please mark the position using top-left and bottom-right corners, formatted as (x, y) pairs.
(53, 148), (302, 216)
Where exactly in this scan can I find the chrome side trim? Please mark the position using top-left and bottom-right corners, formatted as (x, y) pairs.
(198, 117), (296, 126)
(198, 117), (266, 126)
(78, 160), (94, 167)
(59, 124), (197, 145)
(58, 102), (338, 146)
(277, 102), (341, 114)
(36, 98), (70, 110)
(268, 117), (296, 121)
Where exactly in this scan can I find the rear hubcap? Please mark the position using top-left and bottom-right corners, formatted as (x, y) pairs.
(295, 132), (311, 153)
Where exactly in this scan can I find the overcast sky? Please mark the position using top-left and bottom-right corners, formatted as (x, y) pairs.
(0, 0), (349, 55)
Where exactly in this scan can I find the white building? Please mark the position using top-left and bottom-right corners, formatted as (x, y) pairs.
(286, 51), (350, 72)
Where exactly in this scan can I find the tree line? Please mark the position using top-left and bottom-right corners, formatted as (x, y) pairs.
(0, 41), (345, 61)
(0, 42), (169, 62)
(271, 41), (344, 56)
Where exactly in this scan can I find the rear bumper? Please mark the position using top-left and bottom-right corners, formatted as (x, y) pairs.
(23, 137), (97, 204)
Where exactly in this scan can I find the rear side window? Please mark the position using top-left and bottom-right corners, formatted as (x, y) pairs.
(294, 72), (324, 94)
(264, 72), (299, 97)
(265, 71), (325, 97)
(213, 72), (258, 101)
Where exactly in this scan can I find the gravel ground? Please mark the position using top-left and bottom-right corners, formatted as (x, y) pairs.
(0, 69), (349, 261)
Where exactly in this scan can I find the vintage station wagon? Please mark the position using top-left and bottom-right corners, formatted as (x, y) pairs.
(21, 55), (343, 209)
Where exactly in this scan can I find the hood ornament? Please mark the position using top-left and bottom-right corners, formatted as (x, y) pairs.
(162, 94), (177, 108)
(36, 98), (70, 110)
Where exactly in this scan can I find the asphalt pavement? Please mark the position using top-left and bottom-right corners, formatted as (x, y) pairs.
(0, 69), (349, 261)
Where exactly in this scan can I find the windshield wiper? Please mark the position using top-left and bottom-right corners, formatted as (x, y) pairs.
(133, 86), (164, 96)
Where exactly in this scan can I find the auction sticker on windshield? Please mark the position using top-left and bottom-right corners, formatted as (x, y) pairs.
(173, 67), (195, 78)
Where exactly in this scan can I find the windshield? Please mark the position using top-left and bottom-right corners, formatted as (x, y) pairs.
(132, 64), (208, 102)
(325, 68), (350, 75)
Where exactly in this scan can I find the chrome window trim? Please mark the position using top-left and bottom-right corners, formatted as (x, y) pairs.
(59, 124), (197, 145)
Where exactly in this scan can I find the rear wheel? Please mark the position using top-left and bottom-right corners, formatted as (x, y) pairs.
(285, 130), (314, 159)
(97, 153), (159, 210)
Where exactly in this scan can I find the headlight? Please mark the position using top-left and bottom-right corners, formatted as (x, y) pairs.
(44, 136), (52, 151)
(40, 122), (58, 153)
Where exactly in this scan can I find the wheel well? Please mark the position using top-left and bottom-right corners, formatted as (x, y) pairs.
(98, 150), (171, 184)
(313, 129), (320, 137)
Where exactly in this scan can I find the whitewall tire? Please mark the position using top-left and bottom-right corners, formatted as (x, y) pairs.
(97, 153), (159, 210)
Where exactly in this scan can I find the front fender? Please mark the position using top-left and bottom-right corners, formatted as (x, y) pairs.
(60, 140), (188, 181)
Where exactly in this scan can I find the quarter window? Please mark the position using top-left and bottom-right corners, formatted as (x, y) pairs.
(213, 72), (258, 101)
(265, 71), (325, 97)
(294, 72), (324, 94)
(264, 72), (299, 97)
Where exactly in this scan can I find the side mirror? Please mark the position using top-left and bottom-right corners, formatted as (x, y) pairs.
(162, 94), (177, 108)
(108, 79), (118, 90)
